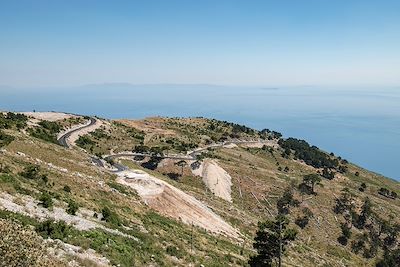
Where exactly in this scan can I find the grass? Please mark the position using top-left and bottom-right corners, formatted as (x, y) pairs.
(1, 116), (399, 266)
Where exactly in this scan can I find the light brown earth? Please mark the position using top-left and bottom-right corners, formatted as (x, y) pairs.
(118, 118), (176, 136)
(21, 112), (78, 121)
(116, 169), (240, 239)
(192, 159), (233, 202)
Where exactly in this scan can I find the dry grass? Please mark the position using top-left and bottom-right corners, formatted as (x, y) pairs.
(0, 116), (399, 266)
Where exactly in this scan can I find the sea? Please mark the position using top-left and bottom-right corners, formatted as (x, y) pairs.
(0, 84), (399, 180)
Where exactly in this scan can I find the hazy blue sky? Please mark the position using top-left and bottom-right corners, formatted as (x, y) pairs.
(0, 0), (399, 87)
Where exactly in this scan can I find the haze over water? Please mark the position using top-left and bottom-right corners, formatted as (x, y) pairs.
(1, 84), (399, 180)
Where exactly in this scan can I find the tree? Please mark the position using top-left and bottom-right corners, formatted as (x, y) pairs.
(283, 166), (289, 172)
(249, 215), (297, 267)
(376, 248), (400, 267)
(302, 174), (322, 194)
(276, 187), (299, 215)
(359, 182), (367, 192)
(295, 207), (313, 229)
(322, 167), (335, 179)
(175, 160), (187, 176)
(354, 198), (372, 229)
(378, 187), (390, 197)
(338, 221), (352, 245)
(298, 182), (312, 201)
(334, 188), (354, 215)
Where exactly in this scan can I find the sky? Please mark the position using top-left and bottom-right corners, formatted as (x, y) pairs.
(0, 0), (399, 87)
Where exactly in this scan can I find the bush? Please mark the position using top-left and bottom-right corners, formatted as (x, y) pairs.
(20, 165), (40, 179)
(295, 216), (309, 229)
(63, 185), (71, 193)
(66, 200), (79, 215)
(39, 192), (53, 208)
(101, 207), (121, 226)
(28, 121), (61, 144)
(76, 135), (96, 148)
(38, 120), (61, 133)
(378, 187), (397, 199)
(359, 183), (367, 192)
(19, 165), (48, 183)
(0, 130), (14, 147)
(376, 249), (400, 267)
(166, 245), (184, 258)
(36, 219), (71, 240)
(90, 128), (109, 139)
(295, 207), (313, 229)
(322, 167), (335, 179)
(0, 112), (28, 129)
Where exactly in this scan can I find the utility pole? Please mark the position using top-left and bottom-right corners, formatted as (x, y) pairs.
(190, 222), (194, 252)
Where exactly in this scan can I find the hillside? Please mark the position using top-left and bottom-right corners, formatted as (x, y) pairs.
(0, 111), (399, 267)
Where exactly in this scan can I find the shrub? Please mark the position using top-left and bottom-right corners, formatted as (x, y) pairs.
(359, 182), (367, 192)
(322, 167), (335, 179)
(378, 187), (397, 199)
(28, 121), (61, 144)
(295, 216), (309, 229)
(166, 245), (184, 258)
(38, 120), (61, 133)
(101, 207), (121, 226)
(295, 207), (313, 229)
(376, 248), (400, 267)
(41, 174), (48, 184)
(36, 219), (70, 240)
(0, 112), (28, 129)
(63, 185), (71, 193)
(66, 200), (79, 215)
(0, 130), (14, 147)
(39, 192), (53, 208)
(76, 135), (96, 148)
(20, 165), (40, 179)
(284, 166), (289, 172)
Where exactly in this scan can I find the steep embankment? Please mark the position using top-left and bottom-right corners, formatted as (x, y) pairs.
(116, 169), (239, 238)
(192, 159), (233, 202)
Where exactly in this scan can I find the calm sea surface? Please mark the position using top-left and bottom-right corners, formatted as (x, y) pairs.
(1, 84), (399, 180)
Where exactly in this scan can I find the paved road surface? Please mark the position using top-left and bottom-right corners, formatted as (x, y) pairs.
(57, 117), (97, 148)
(57, 117), (274, 174)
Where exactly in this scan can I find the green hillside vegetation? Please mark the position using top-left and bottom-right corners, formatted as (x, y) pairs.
(0, 112), (399, 266)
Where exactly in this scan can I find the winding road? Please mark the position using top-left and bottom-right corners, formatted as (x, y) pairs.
(58, 117), (97, 148)
(57, 116), (275, 173)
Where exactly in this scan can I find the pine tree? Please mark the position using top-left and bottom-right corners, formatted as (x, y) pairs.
(249, 215), (297, 267)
